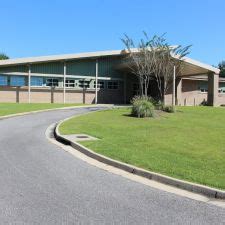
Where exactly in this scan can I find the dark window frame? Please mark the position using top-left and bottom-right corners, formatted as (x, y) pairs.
(94, 80), (105, 89)
(107, 81), (119, 90)
(46, 78), (59, 87)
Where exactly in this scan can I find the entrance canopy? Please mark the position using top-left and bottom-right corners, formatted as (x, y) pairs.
(175, 56), (219, 76)
(114, 53), (220, 77)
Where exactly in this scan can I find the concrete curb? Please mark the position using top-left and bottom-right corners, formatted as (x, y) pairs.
(0, 104), (113, 120)
(55, 117), (225, 200)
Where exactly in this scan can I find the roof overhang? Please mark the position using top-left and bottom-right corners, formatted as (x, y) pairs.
(0, 50), (124, 67)
(173, 55), (220, 75)
(0, 49), (220, 75)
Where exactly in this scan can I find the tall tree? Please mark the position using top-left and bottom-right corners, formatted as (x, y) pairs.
(218, 61), (225, 77)
(122, 32), (191, 103)
(0, 53), (9, 60)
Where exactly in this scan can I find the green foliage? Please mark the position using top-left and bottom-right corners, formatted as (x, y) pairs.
(162, 105), (176, 113)
(0, 103), (84, 116)
(218, 61), (225, 77)
(0, 53), (9, 60)
(152, 99), (163, 110)
(131, 96), (155, 118)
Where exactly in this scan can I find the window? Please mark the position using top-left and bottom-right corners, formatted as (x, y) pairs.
(10, 76), (25, 86)
(198, 81), (208, 93)
(94, 81), (104, 89)
(65, 79), (75, 87)
(219, 83), (225, 93)
(78, 80), (90, 88)
(200, 88), (208, 93)
(0, 75), (7, 86)
(219, 89), (225, 93)
(108, 81), (119, 90)
(46, 78), (59, 87)
(31, 77), (43, 86)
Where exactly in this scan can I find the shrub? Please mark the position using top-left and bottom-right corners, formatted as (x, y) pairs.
(131, 96), (155, 118)
(154, 100), (163, 110)
(162, 105), (176, 113)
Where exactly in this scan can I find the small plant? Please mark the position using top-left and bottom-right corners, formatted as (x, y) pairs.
(131, 96), (155, 118)
(162, 105), (176, 113)
(154, 100), (163, 110)
(200, 99), (208, 106)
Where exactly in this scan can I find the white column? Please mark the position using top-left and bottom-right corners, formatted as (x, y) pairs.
(63, 61), (66, 104)
(95, 58), (98, 104)
(176, 78), (182, 106)
(28, 64), (31, 103)
(172, 65), (176, 107)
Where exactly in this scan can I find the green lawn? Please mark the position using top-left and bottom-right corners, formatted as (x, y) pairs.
(0, 103), (84, 116)
(59, 107), (225, 190)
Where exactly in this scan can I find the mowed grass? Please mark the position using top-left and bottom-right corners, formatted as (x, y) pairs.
(59, 107), (225, 189)
(0, 103), (84, 116)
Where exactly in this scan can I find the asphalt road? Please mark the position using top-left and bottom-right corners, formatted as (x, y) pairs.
(0, 107), (224, 225)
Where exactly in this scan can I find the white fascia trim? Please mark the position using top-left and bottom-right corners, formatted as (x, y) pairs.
(172, 54), (220, 74)
(0, 50), (124, 66)
(182, 56), (220, 74)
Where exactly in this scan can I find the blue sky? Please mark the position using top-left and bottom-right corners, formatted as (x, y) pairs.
(0, 0), (224, 65)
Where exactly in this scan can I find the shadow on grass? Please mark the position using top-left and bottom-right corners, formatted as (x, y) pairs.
(122, 109), (183, 119)
(122, 113), (136, 118)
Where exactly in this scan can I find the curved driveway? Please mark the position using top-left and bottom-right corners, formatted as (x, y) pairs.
(0, 107), (224, 224)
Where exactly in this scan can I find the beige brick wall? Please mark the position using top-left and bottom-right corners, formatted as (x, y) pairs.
(30, 89), (52, 103)
(0, 87), (18, 102)
(218, 94), (225, 106)
(1, 82), (224, 106)
(181, 80), (207, 106)
(0, 86), (124, 104)
(164, 79), (225, 106)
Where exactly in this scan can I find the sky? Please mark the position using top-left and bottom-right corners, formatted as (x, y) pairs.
(0, 0), (224, 66)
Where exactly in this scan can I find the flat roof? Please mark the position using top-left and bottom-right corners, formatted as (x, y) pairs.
(0, 49), (220, 74)
(0, 50), (123, 66)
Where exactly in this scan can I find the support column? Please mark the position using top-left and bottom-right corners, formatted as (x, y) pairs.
(63, 61), (66, 104)
(28, 64), (31, 103)
(123, 73), (127, 104)
(208, 72), (219, 106)
(172, 65), (176, 107)
(176, 78), (182, 106)
(95, 59), (98, 104)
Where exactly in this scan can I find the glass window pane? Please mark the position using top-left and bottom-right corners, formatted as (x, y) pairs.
(79, 80), (90, 88)
(0, 75), (7, 86)
(10, 76), (25, 86)
(31, 77), (43, 86)
(198, 81), (208, 93)
(65, 79), (75, 87)
(46, 78), (59, 87)
(108, 81), (119, 89)
(94, 81), (104, 89)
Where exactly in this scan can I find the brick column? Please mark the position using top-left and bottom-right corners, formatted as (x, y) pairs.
(208, 72), (219, 106)
(176, 78), (182, 105)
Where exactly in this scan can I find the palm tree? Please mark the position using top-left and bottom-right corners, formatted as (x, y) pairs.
(0, 53), (9, 60)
